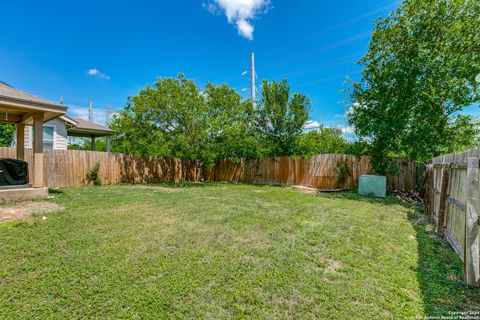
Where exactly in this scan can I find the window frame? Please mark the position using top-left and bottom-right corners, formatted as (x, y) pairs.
(42, 125), (56, 150)
(28, 124), (56, 150)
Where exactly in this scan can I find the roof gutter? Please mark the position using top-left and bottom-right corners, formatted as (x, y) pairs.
(0, 95), (67, 112)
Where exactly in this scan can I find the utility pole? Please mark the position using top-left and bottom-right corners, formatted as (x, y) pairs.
(250, 52), (256, 104)
(88, 101), (93, 123)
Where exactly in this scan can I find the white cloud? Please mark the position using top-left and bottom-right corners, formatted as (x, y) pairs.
(86, 68), (110, 80)
(236, 19), (254, 39)
(304, 120), (320, 129)
(203, 2), (218, 14)
(204, 0), (271, 40)
(341, 126), (355, 134)
(68, 106), (89, 120)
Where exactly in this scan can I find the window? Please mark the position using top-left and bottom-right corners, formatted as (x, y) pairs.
(28, 125), (56, 149)
(43, 126), (54, 149)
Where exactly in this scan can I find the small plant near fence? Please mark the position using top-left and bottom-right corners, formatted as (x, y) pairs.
(86, 162), (101, 186)
(334, 160), (351, 186)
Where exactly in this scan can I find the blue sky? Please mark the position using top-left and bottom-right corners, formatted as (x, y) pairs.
(0, 0), (402, 130)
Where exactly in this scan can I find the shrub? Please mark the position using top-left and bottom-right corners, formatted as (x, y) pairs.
(86, 162), (101, 186)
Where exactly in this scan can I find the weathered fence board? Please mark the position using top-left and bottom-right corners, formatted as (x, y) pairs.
(466, 157), (480, 286)
(425, 146), (480, 287)
(0, 147), (418, 192)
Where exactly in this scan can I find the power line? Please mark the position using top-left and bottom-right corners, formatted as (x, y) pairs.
(291, 2), (399, 46)
(262, 2), (399, 72)
(294, 70), (361, 88)
(264, 30), (372, 72)
(270, 52), (363, 81)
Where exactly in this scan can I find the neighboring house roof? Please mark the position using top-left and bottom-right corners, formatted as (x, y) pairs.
(60, 115), (78, 126)
(0, 82), (67, 123)
(65, 116), (114, 137)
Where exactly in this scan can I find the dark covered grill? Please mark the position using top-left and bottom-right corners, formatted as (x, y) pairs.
(0, 158), (29, 185)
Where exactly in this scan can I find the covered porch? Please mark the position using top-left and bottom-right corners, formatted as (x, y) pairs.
(0, 82), (67, 199)
(65, 116), (114, 152)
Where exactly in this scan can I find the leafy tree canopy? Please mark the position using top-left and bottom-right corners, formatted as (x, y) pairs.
(348, 0), (480, 173)
(110, 74), (257, 165)
(0, 124), (15, 147)
(255, 79), (311, 156)
(295, 127), (349, 157)
(110, 75), (368, 162)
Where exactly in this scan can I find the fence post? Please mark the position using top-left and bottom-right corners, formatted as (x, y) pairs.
(436, 163), (451, 236)
(423, 164), (432, 218)
(465, 157), (480, 287)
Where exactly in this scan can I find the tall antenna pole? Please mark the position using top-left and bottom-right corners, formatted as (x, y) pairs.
(105, 104), (112, 153)
(250, 52), (256, 104)
(105, 104), (112, 126)
(88, 101), (93, 123)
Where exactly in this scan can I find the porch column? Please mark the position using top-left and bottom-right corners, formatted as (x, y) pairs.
(32, 113), (44, 188)
(106, 136), (111, 152)
(16, 124), (25, 161)
(91, 136), (96, 151)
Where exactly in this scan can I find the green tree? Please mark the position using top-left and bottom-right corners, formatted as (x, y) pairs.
(0, 124), (15, 147)
(67, 137), (108, 152)
(111, 74), (207, 160)
(348, 0), (480, 172)
(110, 74), (258, 167)
(203, 83), (258, 160)
(444, 114), (480, 154)
(346, 139), (371, 156)
(295, 127), (349, 156)
(255, 79), (311, 156)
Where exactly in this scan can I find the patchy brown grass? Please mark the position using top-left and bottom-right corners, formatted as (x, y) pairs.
(0, 201), (63, 223)
(1, 184), (478, 319)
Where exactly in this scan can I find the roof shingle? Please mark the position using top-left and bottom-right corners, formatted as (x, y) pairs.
(0, 82), (63, 108)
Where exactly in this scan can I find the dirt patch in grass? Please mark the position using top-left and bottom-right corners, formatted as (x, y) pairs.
(150, 186), (181, 192)
(321, 259), (343, 282)
(291, 185), (318, 194)
(325, 259), (342, 273)
(0, 201), (63, 223)
(134, 185), (181, 192)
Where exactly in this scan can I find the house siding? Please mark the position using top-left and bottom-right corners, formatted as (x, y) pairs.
(25, 118), (68, 150)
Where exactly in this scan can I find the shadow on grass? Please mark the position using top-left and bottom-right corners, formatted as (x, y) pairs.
(48, 188), (65, 195)
(146, 181), (286, 189)
(407, 209), (480, 316)
(154, 181), (209, 188)
(319, 191), (480, 315)
(317, 190), (413, 207)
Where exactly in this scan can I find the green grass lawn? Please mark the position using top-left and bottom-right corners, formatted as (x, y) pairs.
(1, 183), (479, 319)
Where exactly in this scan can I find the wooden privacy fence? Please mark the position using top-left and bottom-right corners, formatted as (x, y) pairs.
(0, 148), (126, 187)
(0, 147), (419, 191)
(424, 146), (480, 287)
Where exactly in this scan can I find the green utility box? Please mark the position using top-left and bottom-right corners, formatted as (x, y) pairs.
(358, 175), (387, 198)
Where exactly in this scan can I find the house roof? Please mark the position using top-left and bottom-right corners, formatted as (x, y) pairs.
(0, 82), (67, 123)
(0, 82), (62, 107)
(65, 116), (114, 137)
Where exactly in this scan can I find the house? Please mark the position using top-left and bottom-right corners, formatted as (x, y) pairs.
(0, 81), (114, 199)
(0, 81), (67, 198)
(0, 81), (115, 152)
(23, 115), (114, 151)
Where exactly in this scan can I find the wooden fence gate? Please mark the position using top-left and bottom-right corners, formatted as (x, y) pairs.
(424, 146), (480, 287)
